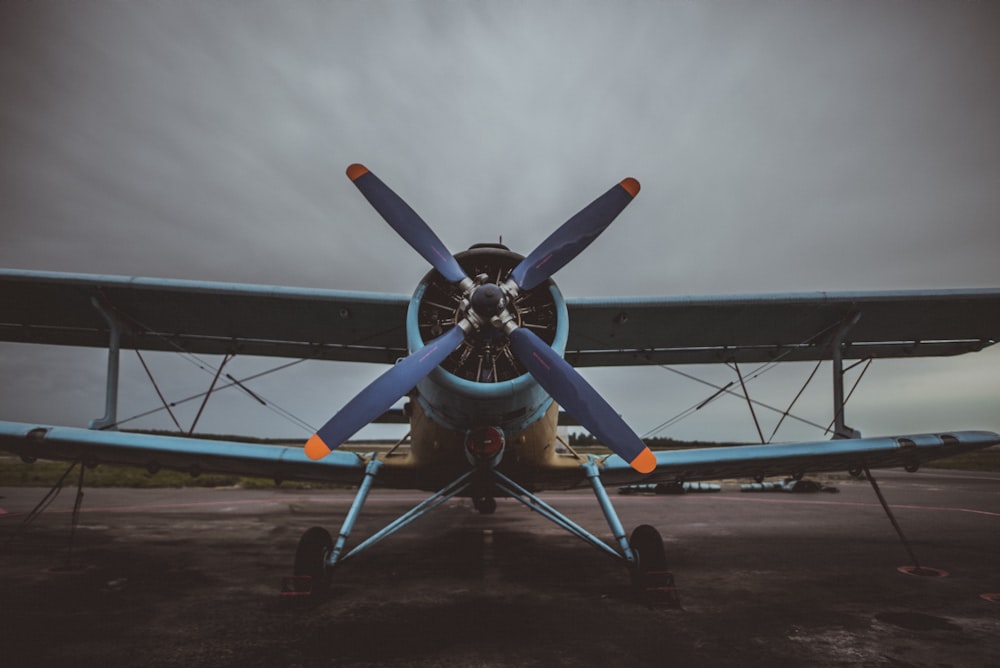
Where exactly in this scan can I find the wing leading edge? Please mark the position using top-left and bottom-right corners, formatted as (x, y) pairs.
(566, 290), (1000, 366)
(0, 269), (409, 364)
(0, 420), (366, 486)
(3, 269), (998, 367)
(597, 430), (1000, 487)
(2, 420), (997, 492)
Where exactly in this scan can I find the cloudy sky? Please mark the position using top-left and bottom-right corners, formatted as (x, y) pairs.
(1, 1), (998, 445)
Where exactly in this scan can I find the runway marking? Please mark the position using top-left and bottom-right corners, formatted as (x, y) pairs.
(1, 491), (997, 520)
(481, 529), (499, 585)
(0, 496), (316, 519)
(704, 495), (1000, 518)
(565, 492), (1000, 519)
(0, 493), (461, 519)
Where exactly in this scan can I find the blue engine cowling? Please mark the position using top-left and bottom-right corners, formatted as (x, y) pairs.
(405, 244), (568, 434)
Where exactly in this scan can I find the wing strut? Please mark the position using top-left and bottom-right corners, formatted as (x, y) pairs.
(11, 459), (89, 570)
(860, 464), (944, 577)
(731, 361), (766, 444)
(88, 296), (122, 430)
(830, 313), (862, 439)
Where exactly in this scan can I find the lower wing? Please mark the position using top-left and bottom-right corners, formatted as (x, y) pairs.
(1, 420), (996, 490)
(0, 421), (365, 486)
(597, 431), (1000, 487)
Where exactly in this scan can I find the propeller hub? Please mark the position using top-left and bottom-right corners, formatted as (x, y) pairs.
(470, 283), (505, 318)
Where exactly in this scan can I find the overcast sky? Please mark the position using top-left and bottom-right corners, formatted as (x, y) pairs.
(1, 1), (998, 445)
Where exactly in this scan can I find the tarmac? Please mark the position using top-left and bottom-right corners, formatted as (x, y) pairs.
(1, 468), (999, 667)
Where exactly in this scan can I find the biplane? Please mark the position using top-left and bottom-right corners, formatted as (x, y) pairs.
(2, 164), (998, 595)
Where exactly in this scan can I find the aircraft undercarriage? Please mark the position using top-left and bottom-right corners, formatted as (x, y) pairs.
(286, 457), (677, 605)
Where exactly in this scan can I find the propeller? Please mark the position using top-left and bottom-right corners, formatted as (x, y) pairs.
(506, 327), (655, 473)
(305, 324), (468, 460)
(307, 165), (654, 473)
(509, 177), (640, 292)
(346, 164), (471, 288)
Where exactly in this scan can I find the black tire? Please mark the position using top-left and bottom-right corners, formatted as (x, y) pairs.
(629, 524), (679, 606)
(476, 497), (497, 515)
(294, 526), (333, 593)
(629, 524), (667, 587)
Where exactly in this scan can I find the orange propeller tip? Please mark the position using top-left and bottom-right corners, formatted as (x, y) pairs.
(305, 434), (332, 460)
(619, 177), (640, 198)
(630, 447), (656, 474)
(346, 163), (370, 181)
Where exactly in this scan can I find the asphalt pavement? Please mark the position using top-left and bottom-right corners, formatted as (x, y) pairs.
(1, 469), (998, 667)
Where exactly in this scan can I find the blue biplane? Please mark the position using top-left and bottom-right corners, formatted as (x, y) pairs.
(2, 165), (998, 594)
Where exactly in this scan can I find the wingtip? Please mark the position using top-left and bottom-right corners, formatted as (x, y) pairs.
(619, 177), (640, 198)
(630, 446), (656, 474)
(346, 163), (370, 181)
(305, 434), (332, 460)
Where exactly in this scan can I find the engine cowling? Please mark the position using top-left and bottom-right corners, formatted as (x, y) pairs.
(406, 244), (568, 434)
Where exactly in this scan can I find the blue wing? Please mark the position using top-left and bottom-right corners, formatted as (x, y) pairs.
(0, 269), (409, 364)
(566, 289), (1000, 366)
(596, 430), (1000, 487)
(2, 420), (996, 491)
(3, 269), (999, 365)
(0, 420), (367, 485)
(2, 268), (999, 491)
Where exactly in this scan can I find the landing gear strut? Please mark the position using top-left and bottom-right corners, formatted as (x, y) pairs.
(285, 455), (676, 603)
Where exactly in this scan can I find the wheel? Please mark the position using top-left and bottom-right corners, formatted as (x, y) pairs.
(628, 524), (667, 588)
(628, 524), (678, 606)
(294, 527), (333, 593)
(474, 497), (497, 515)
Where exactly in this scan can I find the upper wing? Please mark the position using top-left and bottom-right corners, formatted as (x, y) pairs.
(596, 430), (1000, 487)
(0, 269), (409, 364)
(566, 290), (1000, 366)
(5, 269), (998, 367)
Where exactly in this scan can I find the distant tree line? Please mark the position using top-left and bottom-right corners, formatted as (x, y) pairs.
(567, 432), (734, 449)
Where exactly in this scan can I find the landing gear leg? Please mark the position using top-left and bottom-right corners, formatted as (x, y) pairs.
(582, 459), (634, 563)
(284, 459), (382, 596)
(493, 461), (678, 603)
(327, 459), (383, 568)
(581, 459), (678, 605)
(284, 463), (479, 596)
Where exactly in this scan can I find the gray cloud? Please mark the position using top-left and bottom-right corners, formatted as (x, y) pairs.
(1, 1), (998, 442)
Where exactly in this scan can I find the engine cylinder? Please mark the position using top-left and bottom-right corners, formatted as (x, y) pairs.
(406, 245), (568, 433)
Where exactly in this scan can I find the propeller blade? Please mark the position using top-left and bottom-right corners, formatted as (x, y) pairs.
(507, 327), (655, 474)
(510, 177), (640, 291)
(347, 164), (470, 285)
(306, 325), (467, 460)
